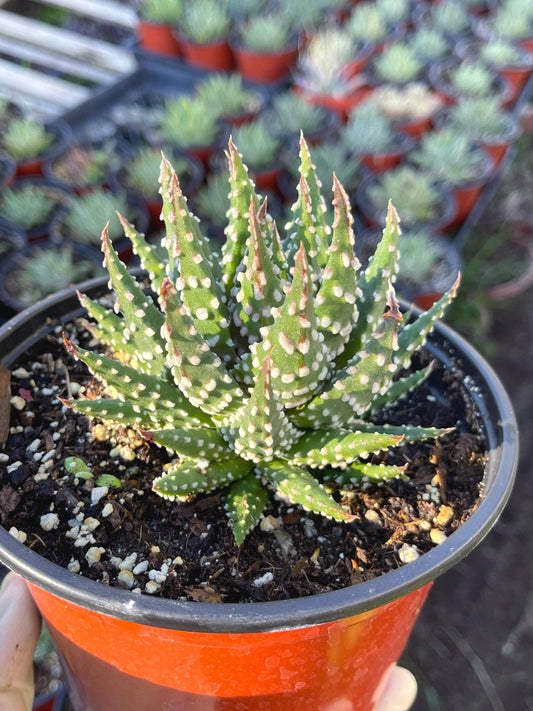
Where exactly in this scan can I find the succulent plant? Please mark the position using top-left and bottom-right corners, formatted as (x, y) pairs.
(194, 172), (231, 231)
(341, 102), (395, 154)
(366, 166), (444, 225)
(64, 136), (458, 544)
(408, 29), (449, 62)
(480, 39), (531, 67)
(60, 189), (129, 245)
(370, 83), (443, 122)
(231, 120), (282, 171)
(0, 183), (64, 231)
(373, 44), (424, 84)
(446, 97), (514, 142)
(286, 140), (359, 196)
(51, 145), (109, 187)
(430, 2), (469, 35)
(123, 146), (192, 198)
(491, 7), (533, 39)
(397, 231), (457, 292)
(14, 246), (99, 306)
(376, 0), (410, 24)
(276, 0), (342, 31)
(410, 129), (488, 186)
(267, 91), (330, 139)
(296, 27), (359, 96)
(238, 14), (291, 52)
(158, 96), (221, 150)
(449, 61), (495, 98)
(347, 3), (388, 44)
(138, 0), (183, 23)
(2, 118), (54, 161)
(180, 0), (230, 43)
(195, 74), (261, 120)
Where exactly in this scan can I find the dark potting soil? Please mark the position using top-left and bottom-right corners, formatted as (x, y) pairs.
(0, 317), (486, 604)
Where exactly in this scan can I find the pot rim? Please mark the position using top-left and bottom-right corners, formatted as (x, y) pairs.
(0, 275), (518, 634)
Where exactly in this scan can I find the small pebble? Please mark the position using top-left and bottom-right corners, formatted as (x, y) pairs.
(92, 424), (107, 442)
(148, 569), (167, 584)
(85, 547), (104, 565)
(118, 570), (135, 588)
(0, 454), (9, 463)
(260, 515), (279, 532)
(8, 527), (27, 543)
(398, 543), (420, 564)
(434, 505), (454, 527)
(27, 438), (41, 453)
(418, 520), (432, 532)
(83, 517), (100, 532)
(67, 559), (81, 574)
(12, 367), (30, 378)
(40, 513), (59, 532)
(10, 396), (26, 411)
(91, 486), (108, 505)
(133, 561), (149, 575)
(121, 553), (138, 571)
(253, 572), (274, 587)
(365, 510), (380, 523)
(145, 580), (161, 594)
(430, 529), (447, 545)
(101, 503), (114, 518)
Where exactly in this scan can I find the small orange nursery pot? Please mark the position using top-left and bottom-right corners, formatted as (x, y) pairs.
(137, 20), (181, 56)
(0, 280), (518, 711)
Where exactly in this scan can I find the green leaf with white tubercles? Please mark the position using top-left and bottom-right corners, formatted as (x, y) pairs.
(315, 176), (361, 358)
(368, 362), (434, 415)
(261, 460), (353, 521)
(63, 337), (211, 429)
(66, 397), (165, 429)
(77, 291), (129, 357)
(251, 243), (330, 409)
(101, 226), (167, 376)
(225, 472), (269, 546)
(118, 213), (167, 294)
(291, 291), (403, 429)
(347, 422), (454, 442)
(398, 274), (461, 368)
(220, 355), (303, 464)
(159, 156), (234, 364)
(221, 138), (261, 297)
(231, 198), (286, 351)
(326, 462), (408, 485)
(153, 456), (253, 498)
(285, 429), (404, 469)
(145, 427), (229, 460)
(161, 279), (244, 417)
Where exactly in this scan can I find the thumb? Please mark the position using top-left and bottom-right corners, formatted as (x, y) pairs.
(0, 573), (42, 711)
(373, 665), (418, 711)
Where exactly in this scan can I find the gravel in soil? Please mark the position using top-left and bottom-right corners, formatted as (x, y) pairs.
(0, 317), (485, 604)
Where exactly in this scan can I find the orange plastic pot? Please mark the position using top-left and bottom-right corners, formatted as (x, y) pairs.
(138, 20), (181, 56)
(232, 42), (298, 84)
(178, 34), (234, 71)
(0, 279), (518, 711)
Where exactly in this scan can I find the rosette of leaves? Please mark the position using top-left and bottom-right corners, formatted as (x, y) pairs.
(138, 0), (183, 22)
(479, 39), (532, 68)
(231, 120), (281, 172)
(180, 0), (230, 44)
(341, 102), (396, 155)
(375, 0), (410, 24)
(448, 61), (495, 98)
(238, 14), (291, 53)
(347, 4), (388, 45)
(267, 91), (330, 140)
(429, 2), (469, 36)
(370, 83), (443, 123)
(158, 96), (221, 149)
(490, 6), (533, 40)
(446, 97), (516, 143)
(366, 166), (444, 225)
(2, 118), (54, 161)
(408, 29), (449, 62)
(195, 74), (262, 121)
(410, 129), (488, 186)
(296, 27), (360, 96)
(373, 44), (424, 84)
(64, 136), (458, 544)
(59, 189), (129, 245)
(0, 183), (64, 231)
(122, 146), (193, 200)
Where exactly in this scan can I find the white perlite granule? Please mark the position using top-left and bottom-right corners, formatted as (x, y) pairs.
(40, 513), (59, 532)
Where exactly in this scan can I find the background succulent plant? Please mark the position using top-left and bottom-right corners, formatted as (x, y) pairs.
(180, 0), (230, 43)
(59, 189), (129, 244)
(238, 14), (291, 52)
(65, 137), (458, 545)
(195, 74), (261, 120)
(138, 0), (183, 23)
(3, 118), (54, 161)
(0, 183), (64, 231)
(158, 96), (221, 149)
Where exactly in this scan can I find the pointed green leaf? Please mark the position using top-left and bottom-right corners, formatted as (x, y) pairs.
(225, 472), (269, 545)
(251, 244), (330, 409)
(369, 363), (434, 415)
(220, 356), (302, 463)
(102, 226), (167, 376)
(118, 213), (168, 294)
(66, 397), (165, 428)
(261, 460), (353, 521)
(78, 291), (128, 357)
(159, 155), (234, 364)
(285, 429), (404, 469)
(146, 427), (229, 459)
(161, 279), (244, 417)
(398, 275), (461, 368)
(315, 176), (361, 358)
(326, 462), (408, 485)
(153, 457), (252, 498)
(348, 422), (454, 442)
(221, 138), (261, 296)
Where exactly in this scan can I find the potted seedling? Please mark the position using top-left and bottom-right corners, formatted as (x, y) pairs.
(137, 0), (183, 56)
(369, 43), (425, 87)
(230, 14), (298, 83)
(157, 95), (224, 165)
(0, 179), (70, 243)
(369, 83), (444, 139)
(347, 2), (396, 52)
(375, 0), (411, 27)
(51, 188), (147, 262)
(266, 91), (337, 144)
(358, 165), (455, 233)
(44, 140), (117, 195)
(0, 137), (517, 711)
(228, 120), (283, 191)
(441, 96), (521, 168)
(117, 144), (203, 228)
(195, 74), (263, 126)
(429, 59), (511, 108)
(408, 28), (450, 63)
(474, 5), (533, 54)
(2, 119), (69, 177)
(294, 26), (371, 119)
(414, 1), (471, 39)
(0, 243), (102, 314)
(341, 101), (414, 173)
(176, 0), (233, 71)
(410, 128), (493, 230)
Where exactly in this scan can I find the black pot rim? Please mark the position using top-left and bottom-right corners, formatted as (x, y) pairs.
(0, 276), (518, 634)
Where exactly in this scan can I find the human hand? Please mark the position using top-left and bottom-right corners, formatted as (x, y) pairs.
(373, 664), (417, 711)
(0, 572), (42, 711)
